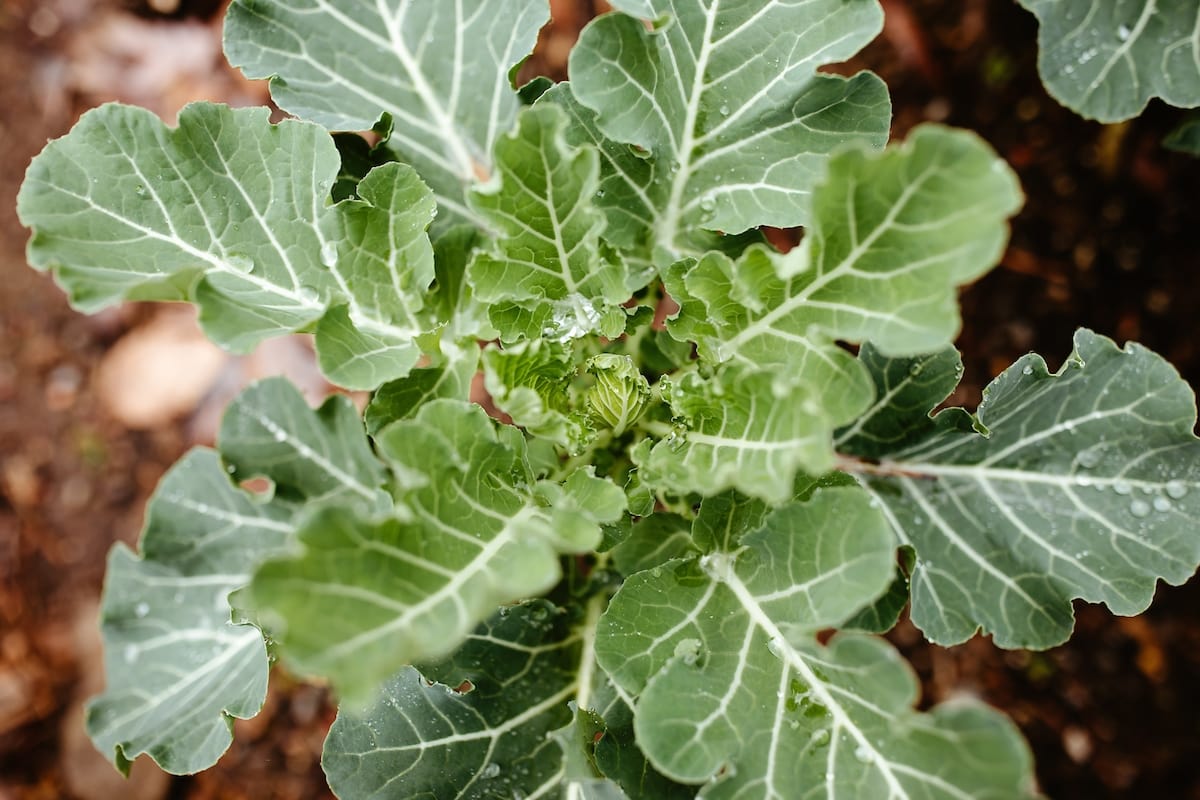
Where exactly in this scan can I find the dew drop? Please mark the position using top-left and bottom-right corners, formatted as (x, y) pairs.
(1117, 23), (1131, 41)
(227, 255), (254, 274)
(1113, 480), (1132, 495)
(298, 285), (321, 304)
(135, 602), (150, 618)
(320, 241), (338, 267)
(854, 745), (874, 763)
(767, 637), (785, 659)
(480, 762), (501, 779)
(908, 362), (923, 377)
(718, 103), (730, 116)
(1021, 365), (1033, 376)
(272, 428), (288, 443)
(811, 729), (831, 747)
(1129, 499), (1151, 518)
(1153, 496), (1171, 513)
(1165, 480), (1187, 499)
(1076, 448), (1102, 469)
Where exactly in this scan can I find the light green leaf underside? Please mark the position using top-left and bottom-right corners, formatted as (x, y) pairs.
(241, 400), (624, 703)
(597, 487), (1035, 799)
(638, 366), (835, 504)
(843, 329), (1200, 649)
(17, 103), (440, 390)
(666, 125), (1022, 429)
(568, 0), (891, 253)
(1018, 0), (1200, 122)
(224, 0), (547, 228)
(468, 105), (641, 342)
(87, 449), (292, 776)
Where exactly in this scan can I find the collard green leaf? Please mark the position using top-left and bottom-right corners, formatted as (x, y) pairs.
(224, 0), (548, 227)
(596, 487), (1036, 798)
(321, 600), (578, 798)
(468, 105), (641, 342)
(1018, 0), (1200, 122)
(637, 366), (834, 504)
(89, 376), (398, 774)
(842, 329), (1200, 648)
(240, 400), (625, 702)
(218, 377), (387, 508)
(322, 596), (666, 798)
(87, 449), (293, 776)
(567, 0), (891, 253)
(314, 162), (437, 389)
(665, 125), (1022, 432)
(18, 104), (442, 390)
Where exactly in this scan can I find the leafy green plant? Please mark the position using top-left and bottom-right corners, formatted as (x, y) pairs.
(16, 1), (1200, 797)
(1017, 0), (1200, 122)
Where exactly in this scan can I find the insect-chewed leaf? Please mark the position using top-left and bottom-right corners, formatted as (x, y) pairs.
(840, 329), (1200, 648)
(1017, 0), (1200, 122)
(224, 0), (548, 228)
(596, 486), (1037, 798)
(566, 0), (891, 254)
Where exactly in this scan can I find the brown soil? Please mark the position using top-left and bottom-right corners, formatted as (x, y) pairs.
(0, 1), (1197, 798)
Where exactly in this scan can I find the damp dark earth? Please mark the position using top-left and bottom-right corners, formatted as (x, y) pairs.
(1, 1), (1197, 798)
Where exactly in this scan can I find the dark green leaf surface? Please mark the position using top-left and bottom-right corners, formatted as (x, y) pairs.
(842, 330), (1200, 648)
(1018, 0), (1200, 122)
(596, 486), (1035, 798)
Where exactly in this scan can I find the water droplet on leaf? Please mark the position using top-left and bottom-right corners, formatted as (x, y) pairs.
(1129, 499), (1150, 518)
(1165, 480), (1187, 499)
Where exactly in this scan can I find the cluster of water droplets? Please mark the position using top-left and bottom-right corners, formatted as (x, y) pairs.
(1072, 445), (1188, 520)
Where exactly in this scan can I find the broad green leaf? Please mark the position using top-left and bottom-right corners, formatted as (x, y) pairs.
(17, 104), (441, 389)
(321, 601), (579, 798)
(240, 400), (624, 701)
(321, 596), (662, 798)
(841, 329), (1200, 649)
(1018, 0), (1200, 122)
(468, 105), (640, 342)
(637, 366), (834, 504)
(568, 0), (891, 253)
(224, 0), (548, 228)
(314, 162), (437, 389)
(481, 339), (581, 446)
(218, 377), (387, 508)
(596, 487), (1036, 798)
(665, 125), (1023, 432)
(87, 449), (293, 776)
